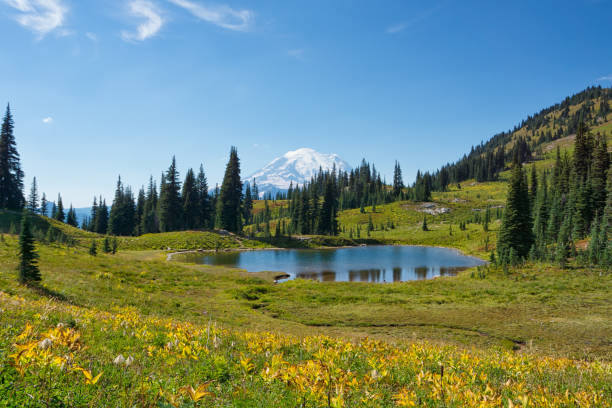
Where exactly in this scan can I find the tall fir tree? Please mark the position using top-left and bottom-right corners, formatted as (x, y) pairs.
(141, 176), (158, 234)
(136, 187), (146, 235)
(318, 177), (339, 235)
(218, 147), (243, 233)
(243, 182), (253, 226)
(55, 194), (65, 222)
(40, 192), (48, 217)
(159, 157), (183, 232)
(108, 176), (136, 236)
(96, 197), (109, 234)
(89, 196), (99, 232)
(66, 204), (78, 227)
(196, 165), (211, 228)
(18, 210), (40, 285)
(392, 161), (404, 197)
(0, 104), (24, 210)
(591, 134), (609, 215)
(182, 168), (199, 229)
(497, 163), (533, 260)
(27, 177), (39, 213)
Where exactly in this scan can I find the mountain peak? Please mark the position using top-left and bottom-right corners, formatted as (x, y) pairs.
(246, 148), (351, 197)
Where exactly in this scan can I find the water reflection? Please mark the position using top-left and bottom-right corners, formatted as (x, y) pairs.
(183, 246), (485, 283)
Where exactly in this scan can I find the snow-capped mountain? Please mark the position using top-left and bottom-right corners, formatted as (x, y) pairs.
(246, 148), (351, 197)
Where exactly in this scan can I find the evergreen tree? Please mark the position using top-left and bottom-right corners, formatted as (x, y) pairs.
(392, 161), (404, 197)
(182, 168), (199, 229)
(103, 236), (111, 253)
(297, 189), (311, 234)
(89, 197), (98, 232)
(573, 121), (591, 182)
(27, 177), (39, 213)
(218, 147), (243, 233)
(136, 187), (146, 235)
(18, 210), (40, 285)
(141, 176), (159, 234)
(0, 104), (24, 210)
(497, 163), (533, 260)
(40, 192), (48, 217)
(196, 165), (211, 228)
(159, 157), (183, 232)
(108, 176), (136, 236)
(318, 178), (339, 235)
(243, 183), (253, 225)
(89, 240), (97, 256)
(66, 205), (78, 227)
(532, 172), (549, 245)
(422, 216), (428, 231)
(591, 134), (609, 215)
(96, 198), (109, 234)
(529, 163), (537, 208)
(55, 194), (65, 222)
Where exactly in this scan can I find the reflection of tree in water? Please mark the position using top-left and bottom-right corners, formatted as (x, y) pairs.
(414, 266), (430, 279)
(296, 270), (336, 282)
(439, 267), (464, 277)
(393, 267), (402, 282)
(348, 269), (383, 282)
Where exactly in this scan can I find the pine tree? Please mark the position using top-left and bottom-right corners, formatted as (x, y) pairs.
(103, 236), (111, 253)
(136, 187), (146, 235)
(159, 157), (183, 232)
(196, 165), (211, 228)
(243, 183), (253, 225)
(96, 198), (109, 234)
(0, 104), (24, 210)
(529, 163), (537, 208)
(318, 178), (339, 235)
(393, 161), (404, 197)
(89, 240), (97, 256)
(573, 120), (591, 182)
(89, 196), (98, 232)
(497, 163), (533, 260)
(55, 194), (65, 222)
(591, 134), (609, 215)
(27, 177), (39, 213)
(18, 210), (40, 285)
(218, 147), (243, 233)
(182, 168), (199, 230)
(108, 176), (136, 236)
(40, 192), (47, 217)
(532, 172), (549, 246)
(422, 216), (428, 231)
(66, 205), (78, 227)
(141, 176), (158, 234)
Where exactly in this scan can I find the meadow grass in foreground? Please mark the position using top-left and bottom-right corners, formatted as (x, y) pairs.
(1, 290), (610, 407)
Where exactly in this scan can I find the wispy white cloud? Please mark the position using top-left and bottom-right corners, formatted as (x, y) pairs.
(3, 0), (67, 36)
(386, 4), (442, 34)
(121, 0), (164, 42)
(42, 116), (53, 123)
(598, 74), (612, 81)
(167, 0), (253, 31)
(85, 32), (98, 42)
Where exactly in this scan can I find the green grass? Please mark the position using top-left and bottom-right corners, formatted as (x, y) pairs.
(116, 230), (270, 251)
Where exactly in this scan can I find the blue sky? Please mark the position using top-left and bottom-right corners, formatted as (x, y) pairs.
(1, 0), (611, 207)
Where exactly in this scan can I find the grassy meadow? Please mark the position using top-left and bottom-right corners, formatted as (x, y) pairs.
(0, 210), (611, 406)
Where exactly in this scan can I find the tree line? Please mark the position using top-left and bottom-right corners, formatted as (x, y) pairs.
(496, 120), (612, 268)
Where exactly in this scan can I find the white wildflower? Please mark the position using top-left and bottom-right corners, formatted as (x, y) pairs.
(38, 338), (53, 349)
(113, 354), (126, 365)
